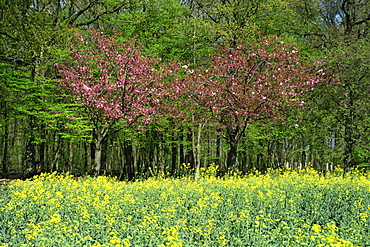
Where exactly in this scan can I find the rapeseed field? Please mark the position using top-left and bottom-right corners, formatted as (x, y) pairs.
(0, 167), (369, 246)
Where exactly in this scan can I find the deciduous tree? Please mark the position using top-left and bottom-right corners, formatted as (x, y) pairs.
(179, 37), (334, 169)
(56, 28), (171, 175)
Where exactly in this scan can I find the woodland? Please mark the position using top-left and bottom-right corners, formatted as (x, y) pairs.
(0, 0), (369, 180)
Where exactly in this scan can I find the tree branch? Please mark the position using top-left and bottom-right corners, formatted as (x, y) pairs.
(68, 1), (98, 25)
(74, 3), (129, 27)
(0, 31), (19, 41)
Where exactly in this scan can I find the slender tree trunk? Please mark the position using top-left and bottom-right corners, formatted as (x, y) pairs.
(132, 138), (139, 179)
(22, 115), (37, 178)
(194, 123), (203, 180)
(94, 137), (109, 176)
(23, 48), (45, 177)
(51, 133), (60, 172)
(94, 140), (103, 175)
(1, 102), (9, 177)
(158, 133), (165, 176)
(186, 130), (194, 167)
(101, 137), (108, 172)
(215, 134), (221, 165)
(68, 142), (74, 172)
(237, 134), (247, 174)
(191, 123), (196, 177)
(179, 132), (185, 164)
(90, 142), (95, 172)
(93, 127), (109, 176)
(343, 126), (354, 175)
(38, 124), (46, 173)
(343, 88), (356, 176)
(171, 135), (177, 176)
(83, 141), (89, 174)
(123, 140), (134, 181)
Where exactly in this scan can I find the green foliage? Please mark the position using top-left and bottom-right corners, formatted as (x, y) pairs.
(99, 0), (205, 62)
(0, 61), (88, 142)
(305, 41), (370, 168)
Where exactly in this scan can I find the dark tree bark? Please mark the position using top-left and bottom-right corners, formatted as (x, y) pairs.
(1, 102), (9, 178)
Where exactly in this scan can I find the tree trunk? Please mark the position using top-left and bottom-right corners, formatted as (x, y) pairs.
(1, 101), (9, 177)
(90, 142), (95, 172)
(68, 142), (74, 172)
(158, 133), (165, 176)
(194, 123), (203, 180)
(94, 137), (109, 176)
(94, 140), (103, 175)
(225, 125), (246, 170)
(132, 138), (139, 179)
(51, 133), (60, 172)
(185, 130), (194, 167)
(22, 115), (37, 178)
(342, 87), (356, 176)
(179, 132), (185, 164)
(215, 134), (221, 165)
(38, 125), (46, 173)
(171, 135), (177, 176)
(123, 140), (134, 181)
(83, 141), (89, 174)
(93, 128), (108, 176)
(343, 126), (354, 175)
(226, 142), (238, 171)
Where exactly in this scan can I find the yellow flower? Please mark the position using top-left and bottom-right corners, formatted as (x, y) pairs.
(311, 224), (322, 233)
(49, 213), (62, 223)
(121, 240), (132, 247)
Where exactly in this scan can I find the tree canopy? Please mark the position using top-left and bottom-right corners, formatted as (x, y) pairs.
(1, 0), (369, 179)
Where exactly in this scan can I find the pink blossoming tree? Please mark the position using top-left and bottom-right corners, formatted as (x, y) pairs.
(56, 28), (170, 175)
(178, 37), (334, 169)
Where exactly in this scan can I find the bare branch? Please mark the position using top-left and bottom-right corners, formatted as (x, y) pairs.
(0, 31), (19, 41)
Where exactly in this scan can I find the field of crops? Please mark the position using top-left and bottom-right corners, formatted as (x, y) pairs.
(0, 167), (369, 246)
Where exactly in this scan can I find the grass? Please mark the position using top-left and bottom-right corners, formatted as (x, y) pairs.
(0, 166), (369, 246)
